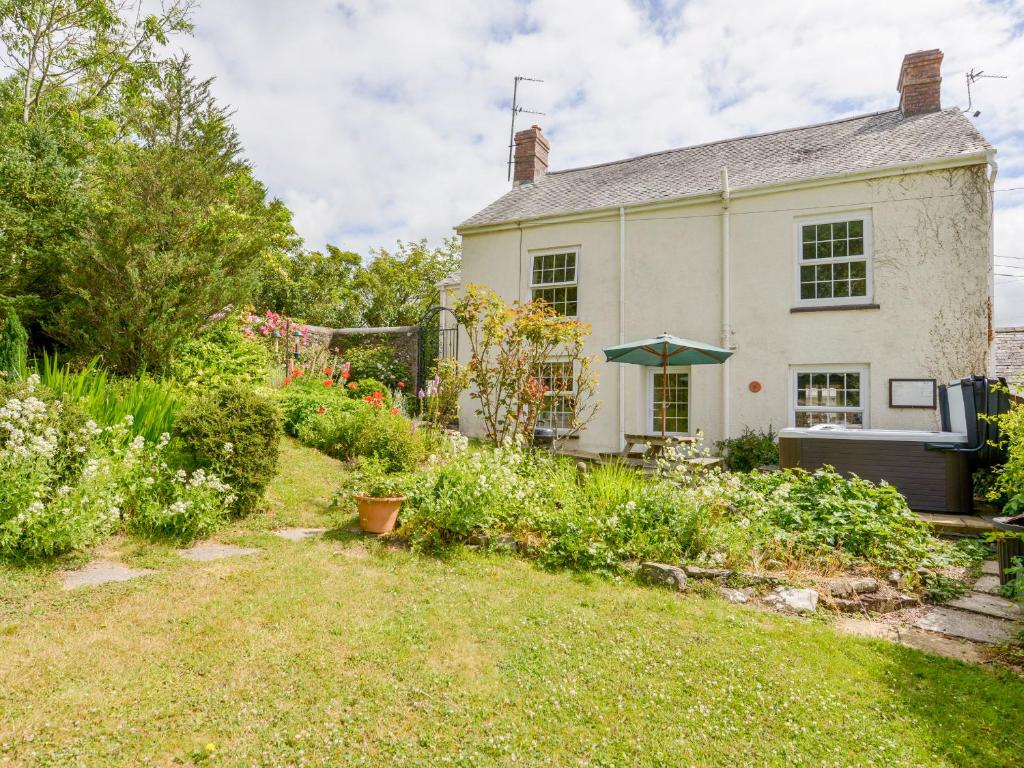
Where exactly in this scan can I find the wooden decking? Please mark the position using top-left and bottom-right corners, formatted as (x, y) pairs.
(915, 512), (999, 535)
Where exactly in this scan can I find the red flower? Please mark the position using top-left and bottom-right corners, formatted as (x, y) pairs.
(316, 406), (327, 414)
(324, 367), (333, 376)
(397, 381), (406, 389)
(390, 406), (400, 415)
(323, 379), (334, 388)
(347, 381), (358, 390)
(283, 377), (292, 387)
(293, 368), (304, 378)
(363, 391), (385, 409)
(341, 370), (350, 380)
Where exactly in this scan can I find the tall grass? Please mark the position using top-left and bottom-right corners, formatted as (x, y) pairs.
(35, 352), (181, 444)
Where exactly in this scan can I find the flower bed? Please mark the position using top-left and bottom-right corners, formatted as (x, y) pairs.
(397, 440), (982, 595)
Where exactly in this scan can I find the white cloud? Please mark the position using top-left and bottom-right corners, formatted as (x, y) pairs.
(177, 0), (1024, 316)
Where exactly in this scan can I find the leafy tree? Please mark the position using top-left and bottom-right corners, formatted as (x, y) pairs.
(51, 58), (295, 372)
(0, 307), (28, 378)
(455, 284), (600, 446)
(353, 237), (461, 327)
(256, 245), (362, 328)
(0, 100), (88, 326)
(0, 0), (193, 124)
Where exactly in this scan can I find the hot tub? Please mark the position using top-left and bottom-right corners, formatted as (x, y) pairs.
(778, 426), (971, 513)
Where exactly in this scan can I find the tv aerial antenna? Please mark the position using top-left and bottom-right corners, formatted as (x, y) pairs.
(963, 68), (1007, 117)
(507, 75), (545, 181)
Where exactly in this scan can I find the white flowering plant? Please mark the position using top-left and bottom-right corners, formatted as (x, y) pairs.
(0, 378), (122, 557)
(115, 432), (237, 542)
(0, 374), (238, 556)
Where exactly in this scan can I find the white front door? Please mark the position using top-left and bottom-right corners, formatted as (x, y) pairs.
(647, 368), (690, 435)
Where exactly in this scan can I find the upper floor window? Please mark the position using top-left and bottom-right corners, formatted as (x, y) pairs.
(531, 249), (578, 317)
(796, 215), (872, 307)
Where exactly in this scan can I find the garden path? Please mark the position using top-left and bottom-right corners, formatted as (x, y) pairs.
(59, 529), (328, 589)
(838, 559), (1022, 661)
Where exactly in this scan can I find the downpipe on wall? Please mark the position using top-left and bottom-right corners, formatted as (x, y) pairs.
(721, 167), (733, 441)
(619, 205), (626, 451)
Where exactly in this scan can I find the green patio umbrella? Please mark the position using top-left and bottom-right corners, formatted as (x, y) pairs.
(603, 333), (733, 437)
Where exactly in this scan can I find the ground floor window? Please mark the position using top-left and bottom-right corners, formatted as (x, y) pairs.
(792, 366), (867, 428)
(648, 369), (689, 434)
(537, 361), (575, 431)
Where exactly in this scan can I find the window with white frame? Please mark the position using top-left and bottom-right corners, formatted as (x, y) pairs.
(797, 215), (871, 306)
(648, 369), (689, 435)
(536, 361), (575, 431)
(792, 366), (868, 428)
(530, 249), (578, 317)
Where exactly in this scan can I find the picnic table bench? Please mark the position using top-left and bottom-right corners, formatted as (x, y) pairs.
(620, 433), (694, 458)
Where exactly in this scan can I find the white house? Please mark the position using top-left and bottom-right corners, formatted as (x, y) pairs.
(452, 49), (996, 456)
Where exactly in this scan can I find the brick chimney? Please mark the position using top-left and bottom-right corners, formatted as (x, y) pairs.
(897, 49), (943, 116)
(513, 125), (549, 185)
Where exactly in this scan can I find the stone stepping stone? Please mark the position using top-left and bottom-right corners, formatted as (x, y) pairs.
(972, 574), (1002, 595)
(834, 618), (987, 664)
(178, 543), (260, 562)
(273, 527), (327, 542)
(982, 560), (1000, 575)
(946, 591), (1023, 621)
(896, 626), (987, 665)
(913, 606), (1017, 645)
(62, 560), (154, 590)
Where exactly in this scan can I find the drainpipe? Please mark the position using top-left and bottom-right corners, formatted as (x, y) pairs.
(986, 150), (998, 377)
(720, 167), (732, 441)
(619, 205), (626, 451)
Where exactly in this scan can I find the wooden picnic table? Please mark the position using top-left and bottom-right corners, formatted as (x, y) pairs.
(620, 433), (695, 459)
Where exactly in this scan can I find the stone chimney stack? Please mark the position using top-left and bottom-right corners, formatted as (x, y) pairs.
(513, 125), (549, 185)
(897, 49), (943, 116)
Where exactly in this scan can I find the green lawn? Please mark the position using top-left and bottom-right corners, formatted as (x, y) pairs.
(1, 440), (1023, 767)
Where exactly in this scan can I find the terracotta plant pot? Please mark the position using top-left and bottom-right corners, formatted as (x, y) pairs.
(354, 493), (405, 534)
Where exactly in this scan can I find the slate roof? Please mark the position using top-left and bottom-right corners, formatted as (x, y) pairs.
(458, 107), (992, 229)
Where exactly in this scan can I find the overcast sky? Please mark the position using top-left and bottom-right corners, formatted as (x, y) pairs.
(178, 0), (1024, 326)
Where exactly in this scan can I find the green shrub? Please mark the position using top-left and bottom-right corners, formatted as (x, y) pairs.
(402, 441), (978, 584)
(279, 378), (351, 434)
(294, 397), (370, 457)
(169, 314), (272, 390)
(991, 389), (1024, 512)
(353, 408), (424, 472)
(717, 427), (778, 471)
(347, 377), (391, 404)
(0, 309), (28, 381)
(174, 384), (282, 516)
(343, 344), (409, 388)
(35, 352), (181, 444)
(0, 384), (120, 558)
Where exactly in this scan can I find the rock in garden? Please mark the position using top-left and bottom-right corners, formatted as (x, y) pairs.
(861, 592), (920, 613)
(831, 598), (866, 614)
(740, 571), (787, 585)
(827, 577), (879, 598)
(493, 533), (517, 552)
(764, 587), (818, 615)
(719, 586), (754, 604)
(683, 565), (731, 580)
(639, 562), (688, 592)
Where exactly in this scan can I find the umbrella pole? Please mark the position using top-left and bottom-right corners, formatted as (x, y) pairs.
(661, 353), (667, 438)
